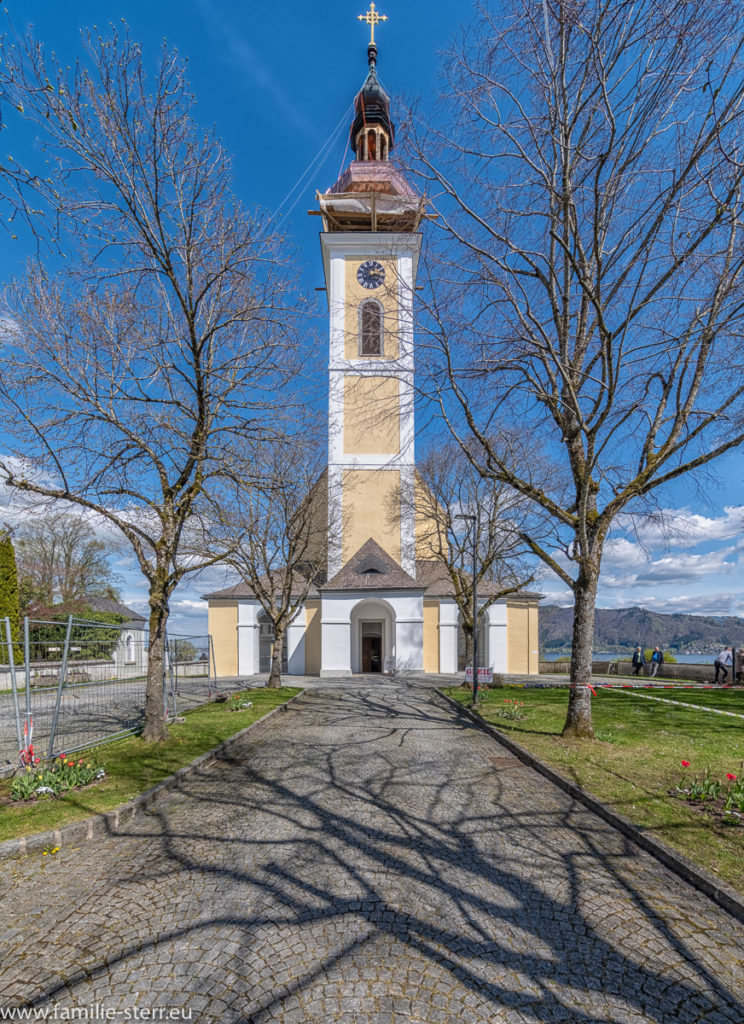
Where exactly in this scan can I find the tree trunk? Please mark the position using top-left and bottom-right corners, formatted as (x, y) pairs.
(463, 624), (473, 669)
(562, 569), (598, 739)
(142, 584), (170, 743)
(268, 624), (284, 688)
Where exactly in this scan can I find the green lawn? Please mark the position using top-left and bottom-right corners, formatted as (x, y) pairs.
(0, 686), (300, 843)
(446, 684), (744, 895)
(598, 686), (744, 713)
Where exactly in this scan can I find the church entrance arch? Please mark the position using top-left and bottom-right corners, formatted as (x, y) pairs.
(350, 598), (395, 674)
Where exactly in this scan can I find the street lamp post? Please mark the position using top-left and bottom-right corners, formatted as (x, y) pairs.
(456, 512), (479, 706)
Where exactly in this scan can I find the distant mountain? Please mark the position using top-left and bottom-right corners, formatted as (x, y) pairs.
(540, 605), (744, 653)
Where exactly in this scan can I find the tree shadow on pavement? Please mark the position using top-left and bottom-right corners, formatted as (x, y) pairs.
(2, 686), (743, 1024)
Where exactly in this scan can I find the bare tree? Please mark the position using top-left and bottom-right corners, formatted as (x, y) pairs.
(15, 512), (122, 612)
(0, 28), (298, 740)
(408, 0), (744, 736)
(392, 440), (536, 665)
(217, 430), (331, 687)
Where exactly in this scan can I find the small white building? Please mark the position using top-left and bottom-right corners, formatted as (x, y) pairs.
(86, 596), (147, 668)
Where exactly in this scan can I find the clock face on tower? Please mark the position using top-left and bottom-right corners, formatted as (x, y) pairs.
(357, 260), (386, 290)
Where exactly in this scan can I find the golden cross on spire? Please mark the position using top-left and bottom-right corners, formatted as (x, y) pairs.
(357, 2), (388, 45)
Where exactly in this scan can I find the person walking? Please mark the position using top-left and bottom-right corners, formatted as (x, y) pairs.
(632, 646), (645, 677)
(713, 647), (733, 683)
(650, 647), (664, 677)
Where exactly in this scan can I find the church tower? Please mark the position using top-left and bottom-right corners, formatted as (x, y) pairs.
(205, 7), (540, 680)
(318, 8), (426, 580)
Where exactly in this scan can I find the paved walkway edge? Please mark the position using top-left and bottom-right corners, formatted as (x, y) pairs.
(437, 689), (744, 926)
(0, 691), (304, 863)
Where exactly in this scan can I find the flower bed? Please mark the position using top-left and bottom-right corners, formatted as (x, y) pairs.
(11, 755), (105, 802)
(495, 698), (527, 720)
(674, 762), (744, 824)
(226, 696), (254, 712)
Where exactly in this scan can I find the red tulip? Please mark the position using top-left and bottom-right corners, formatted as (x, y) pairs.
(681, 760), (690, 767)
(726, 773), (737, 781)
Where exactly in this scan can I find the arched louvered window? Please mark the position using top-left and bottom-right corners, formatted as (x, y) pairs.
(359, 300), (383, 356)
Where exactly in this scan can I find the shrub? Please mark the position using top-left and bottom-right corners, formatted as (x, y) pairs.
(0, 532), (21, 662)
(644, 648), (677, 664)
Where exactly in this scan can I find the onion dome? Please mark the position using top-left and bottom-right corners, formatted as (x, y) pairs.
(350, 43), (394, 162)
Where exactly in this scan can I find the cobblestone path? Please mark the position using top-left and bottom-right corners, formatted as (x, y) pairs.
(1, 681), (743, 1023)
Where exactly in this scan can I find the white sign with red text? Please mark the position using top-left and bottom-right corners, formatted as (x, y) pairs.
(465, 667), (493, 685)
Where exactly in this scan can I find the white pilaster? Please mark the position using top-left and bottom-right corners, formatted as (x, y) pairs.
(399, 464), (416, 576)
(395, 610), (424, 673)
(327, 465), (344, 577)
(439, 599), (459, 675)
(487, 602), (508, 673)
(287, 606), (306, 676)
(320, 594), (352, 676)
(237, 601), (262, 676)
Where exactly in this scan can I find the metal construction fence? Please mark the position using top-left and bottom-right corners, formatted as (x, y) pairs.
(0, 616), (230, 774)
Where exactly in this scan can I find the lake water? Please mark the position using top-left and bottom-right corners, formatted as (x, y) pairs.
(542, 652), (716, 665)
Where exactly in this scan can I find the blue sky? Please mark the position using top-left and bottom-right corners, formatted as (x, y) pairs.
(1, 1), (743, 635)
(0, 0), (459, 270)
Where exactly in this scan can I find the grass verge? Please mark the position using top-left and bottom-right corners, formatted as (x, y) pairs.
(0, 686), (300, 843)
(446, 684), (744, 896)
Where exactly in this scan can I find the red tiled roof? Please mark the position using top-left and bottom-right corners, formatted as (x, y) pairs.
(203, 570), (320, 601)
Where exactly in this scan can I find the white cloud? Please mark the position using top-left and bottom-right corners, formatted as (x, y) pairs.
(0, 483), (230, 636)
(601, 537), (648, 568)
(634, 549), (737, 585)
(538, 504), (744, 618)
(631, 592), (744, 617)
(619, 505), (744, 549)
(538, 586), (573, 606)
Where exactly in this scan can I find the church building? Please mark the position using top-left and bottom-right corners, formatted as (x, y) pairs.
(205, 10), (540, 678)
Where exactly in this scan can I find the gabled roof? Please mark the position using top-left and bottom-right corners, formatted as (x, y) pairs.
(84, 596), (147, 622)
(203, 570), (321, 602)
(321, 539), (423, 592)
(414, 560), (542, 601)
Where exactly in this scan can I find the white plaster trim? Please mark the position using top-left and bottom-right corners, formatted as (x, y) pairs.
(398, 377), (415, 464)
(236, 600), (262, 676)
(399, 464), (416, 576)
(329, 360), (415, 377)
(328, 372), (344, 465)
(327, 465), (343, 578)
(396, 250), (415, 365)
(287, 606), (306, 676)
(486, 603), (508, 674)
(320, 232), (423, 290)
(336, 453), (410, 469)
(438, 598), (459, 675)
